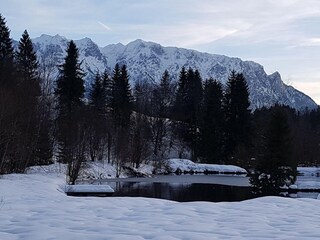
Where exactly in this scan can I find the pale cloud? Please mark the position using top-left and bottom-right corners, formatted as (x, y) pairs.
(97, 21), (112, 31)
(289, 37), (320, 48)
(123, 24), (239, 48)
(292, 81), (320, 104)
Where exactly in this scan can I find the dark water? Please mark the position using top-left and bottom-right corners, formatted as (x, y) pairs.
(108, 181), (255, 202)
(88, 173), (320, 202)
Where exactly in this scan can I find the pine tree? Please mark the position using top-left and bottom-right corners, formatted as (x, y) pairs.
(89, 72), (105, 111)
(250, 106), (297, 195)
(223, 71), (251, 161)
(16, 30), (39, 83)
(234, 73), (251, 143)
(149, 70), (174, 157)
(101, 70), (112, 107)
(183, 68), (203, 160)
(120, 64), (132, 116)
(110, 64), (132, 175)
(130, 111), (152, 168)
(0, 14), (14, 87)
(15, 30), (41, 111)
(111, 64), (132, 128)
(200, 78), (224, 163)
(56, 40), (84, 115)
(87, 71), (113, 162)
(87, 72), (105, 161)
(158, 70), (172, 117)
(173, 67), (187, 121)
(55, 40), (86, 183)
(179, 68), (203, 125)
(15, 29), (48, 167)
(173, 67), (203, 160)
(0, 16), (16, 173)
(34, 119), (53, 165)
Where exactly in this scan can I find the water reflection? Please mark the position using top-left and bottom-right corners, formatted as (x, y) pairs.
(108, 182), (255, 202)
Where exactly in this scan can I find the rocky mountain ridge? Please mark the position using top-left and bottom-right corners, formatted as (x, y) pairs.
(31, 34), (317, 110)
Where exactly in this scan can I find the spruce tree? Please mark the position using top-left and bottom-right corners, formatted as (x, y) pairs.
(201, 78), (224, 163)
(173, 67), (187, 121)
(102, 70), (112, 107)
(34, 119), (53, 165)
(158, 70), (172, 118)
(149, 70), (174, 157)
(0, 14), (14, 87)
(89, 72), (105, 111)
(16, 30), (41, 105)
(16, 30), (39, 82)
(111, 64), (132, 128)
(250, 106), (297, 195)
(186, 68), (203, 160)
(234, 73), (251, 144)
(223, 71), (251, 161)
(55, 40), (85, 183)
(0, 16), (16, 172)
(110, 64), (132, 175)
(87, 71), (112, 162)
(16, 30), (49, 167)
(173, 67), (203, 160)
(56, 40), (84, 115)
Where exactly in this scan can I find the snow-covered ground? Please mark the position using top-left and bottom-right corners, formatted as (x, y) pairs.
(165, 159), (247, 174)
(26, 161), (153, 180)
(291, 167), (320, 190)
(1, 172), (320, 239)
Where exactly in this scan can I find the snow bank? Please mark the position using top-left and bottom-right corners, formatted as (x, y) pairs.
(166, 159), (247, 174)
(2, 173), (319, 239)
(291, 167), (320, 190)
(65, 184), (114, 193)
(79, 161), (128, 179)
(298, 167), (320, 175)
(27, 162), (154, 180)
(291, 181), (320, 190)
(26, 163), (67, 174)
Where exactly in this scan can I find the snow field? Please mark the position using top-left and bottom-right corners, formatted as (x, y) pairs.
(0, 173), (320, 239)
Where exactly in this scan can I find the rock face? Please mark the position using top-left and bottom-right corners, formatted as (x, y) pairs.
(32, 35), (317, 110)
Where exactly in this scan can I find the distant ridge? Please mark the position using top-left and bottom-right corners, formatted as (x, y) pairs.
(32, 34), (317, 110)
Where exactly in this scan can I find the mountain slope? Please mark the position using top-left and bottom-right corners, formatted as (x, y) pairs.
(32, 35), (317, 110)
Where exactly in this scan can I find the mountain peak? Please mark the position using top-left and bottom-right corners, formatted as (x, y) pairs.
(33, 34), (67, 45)
(76, 37), (94, 43)
(269, 71), (281, 79)
(128, 38), (146, 44)
(126, 39), (149, 49)
(74, 37), (97, 48)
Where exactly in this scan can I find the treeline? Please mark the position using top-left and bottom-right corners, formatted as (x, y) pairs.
(1, 14), (320, 192)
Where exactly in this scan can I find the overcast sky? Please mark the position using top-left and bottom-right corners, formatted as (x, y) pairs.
(2, 0), (320, 103)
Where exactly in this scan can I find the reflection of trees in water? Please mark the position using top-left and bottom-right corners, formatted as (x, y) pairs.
(169, 184), (253, 202)
(111, 182), (254, 202)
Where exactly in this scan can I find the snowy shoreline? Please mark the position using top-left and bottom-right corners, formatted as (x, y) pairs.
(165, 159), (247, 175)
(26, 162), (320, 191)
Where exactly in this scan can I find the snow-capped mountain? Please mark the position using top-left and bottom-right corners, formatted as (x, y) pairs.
(32, 34), (317, 110)
(33, 34), (110, 89)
